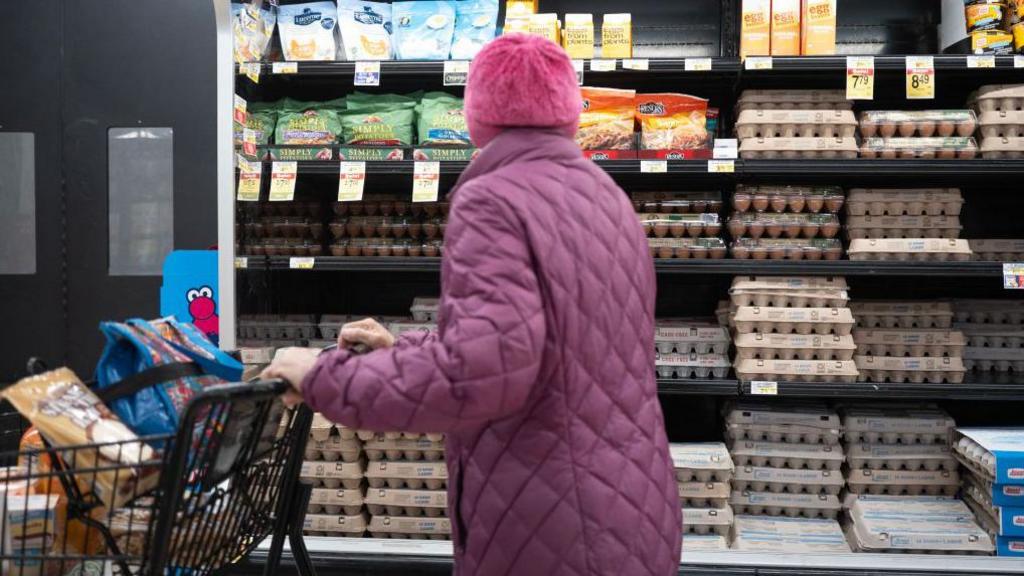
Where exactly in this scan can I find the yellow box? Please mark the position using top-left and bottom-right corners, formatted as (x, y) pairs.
(504, 16), (531, 35)
(563, 13), (595, 59)
(801, 0), (837, 55)
(506, 0), (537, 18)
(529, 13), (561, 44)
(771, 0), (802, 56)
(971, 29), (1013, 53)
(740, 0), (771, 59)
(601, 13), (633, 58)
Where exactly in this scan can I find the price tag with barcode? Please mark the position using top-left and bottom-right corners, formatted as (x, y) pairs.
(234, 257), (248, 269)
(905, 56), (934, 100)
(967, 55), (996, 69)
(640, 160), (667, 173)
(751, 381), (778, 396)
(744, 57), (772, 70)
(272, 61), (298, 74)
(846, 56), (875, 100)
(590, 59), (616, 72)
(707, 160), (735, 173)
(713, 139), (738, 159)
(412, 161), (440, 203)
(268, 161), (297, 202)
(233, 94), (247, 125)
(685, 58), (712, 72)
(355, 61), (381, 86)
(572, 60), (584, 85)
(290, 257), (315, 270)
(1016, 55), (1024, 68)
(236, 160), (261, 202)
(243, 62), (261, 83)
(443, 60), (469, 86)
(622, 59), (649, 71)
(337, 161), (366, 202)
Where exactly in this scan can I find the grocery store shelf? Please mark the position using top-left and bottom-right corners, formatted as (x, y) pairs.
(742, 159), (1024, 178)
(266, 159), (730, 176)
(658, 378), (739, 396)
(739, 380), (1024, 401)
(741, 54), (1023, 72)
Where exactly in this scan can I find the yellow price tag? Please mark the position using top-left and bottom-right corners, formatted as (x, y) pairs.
(640, 160), (667, 173)
(234, 257), (248, 269)
(707, 160), (735, 173)
(290, 257), (315, 270)
(268, 161), (297, 202)
(622, 59), (649, 71)
(685, 58), (712, 72)
(846, 56), (875, 100)
(967, 55), (996, 69)
(244, 62), (261, 83)
(744, 57), (773, 70)
(236, 160), (262, 202)
(751, 381), (778, 395)
(272, 61), (298, 74)
(590, 59), (617, 72)
(412, 161), (440, 203)
(905, 56), (934, 100)
(337, 161), (366, 202)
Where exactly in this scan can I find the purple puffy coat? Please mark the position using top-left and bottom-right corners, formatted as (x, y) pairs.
(303, 128), (681, 575)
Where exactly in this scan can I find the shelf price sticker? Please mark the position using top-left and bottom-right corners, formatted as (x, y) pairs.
(337, 161), (366, 202)
(622, 59), (649, 71)
(640, 160), (667, 173)
(1004, 263), (1024, 290)
(590, 59), (617, 72)
(443, 60), (470, 86)
(242, 128), (258, 158)
(967, 55), (996, 69)
(750, 381), (778, 396)
(707, 159), (735, 173)
(236, 159), (262, 202)
(242, 62), (261, 83)
(744, 57), (772, 70)
(685, 58), (713, 72)
(268, 161), (297, 202)
(905, 56), (934, 100)
(412, 161), (440, 203)
(846, 56), (875, 100)
(233, 94), (247, 125)
(1016, 55), (1024, 69)
(290, 257), (315, 270)
(272, 61), (298, 74)
(713, 138), (738, 159)
(234, 257), (248, 269)
(572, 60), (584, 85)
(355, 61), (381, 86)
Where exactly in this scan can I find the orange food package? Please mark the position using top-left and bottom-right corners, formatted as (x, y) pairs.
(636, 93), (709, 150)
(576, 87), (636, 150)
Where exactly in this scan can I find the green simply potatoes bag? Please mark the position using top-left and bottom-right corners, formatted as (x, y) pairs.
(274, 102), (342, 145)
(340, 92), (418, 146)
(417, 92), (469, 146)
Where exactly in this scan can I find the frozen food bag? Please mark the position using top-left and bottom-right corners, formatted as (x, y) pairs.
(576, 87), (636, 150)
(636, 93), (709, 150)
(417, 92), (470, 146)
(340, 107), (416, 146)
(232, 2), (277, 63)
(393, 1), (457, 60)
(338, 0), (393, 60)
(275, 105), (343, 145)
(233, 104), (277, 146)
(279, 2), (338, 61)
(450, 0), (499, 60)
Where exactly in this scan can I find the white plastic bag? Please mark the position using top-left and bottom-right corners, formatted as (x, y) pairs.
(279, 2), (337, 61)
(338, 1), (393, 60)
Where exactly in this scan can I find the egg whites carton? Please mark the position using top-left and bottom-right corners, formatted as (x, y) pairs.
(853, 329), (966, 358)
(681, 534), (729, 552)
(845, 468), (960, 496)
(846, 443), (957, 472)
(739, 137), (859, 160)
(734, 358), (860, 383)
(857, 110), (976, 138)
(840, 405), (955, 444)
(732, 465), (845, 495)
(731, 276), (850, 292)
(969, 239), (1024, 262)
(734, 333), (856, 362)
(729, 440), (844, 471)
(683, 505), (735, 536)
(970, 84), (1024, 113)
(855, 355), (966, 384)
(848, 238), (973, 261)
(363, 436), (445, 462)
(301, 460), (365, 490)
(368, 515), (451, 539)
(731, 515), (851, 553)
(979, 137), (1024, 159)
(859, 137), (979, 159)
(730, 288), (848, 309)
(736, 90), (852, 110)
(733, 306), (855, 336)
(654, 322), (730, 355)
(365, 488), (447, 517)
(963, 345), (1024, 372)
(365, 461), (448, 490)
(410, 297), (439, 322)
(729, 491), (841, 520)
(305, 436), (363, 463)
(678, 482), (732, 508)
(845, 215), (963, 240)
(655, 352), (731, 379)
(735, 109), (858, 139)
(953, 300), (1024, 325)
(845, 496), (994, 555)
(303, 512), (368, 536)
(846, 188), (963, 217)
(669, 443), (735, 483)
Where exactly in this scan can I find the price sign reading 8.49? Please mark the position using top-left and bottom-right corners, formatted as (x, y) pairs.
(906, 56), (935, 100)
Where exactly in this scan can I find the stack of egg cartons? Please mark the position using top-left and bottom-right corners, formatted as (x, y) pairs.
(670, 443), (735, 551)
(301, 414), (368, 537)
(731, 515), (851, 553)
(387, 297), (440, 340)
(955, 428), (1024, 557)
(858, 109), (978, 159)
(844, 495), (994, 555)
(841, 403), (960, 499)
(654, 320), (731, 381)
(954, 300), (1024, 383)
(725, 402), (846, 523)
(971, 84), (1024, 159)
(730, 276), (859, 384)
(365, 431), (450, 540)
(844, 188), (972, 262)
(852, 301), (967, 384)
(735, 90), (858, 160)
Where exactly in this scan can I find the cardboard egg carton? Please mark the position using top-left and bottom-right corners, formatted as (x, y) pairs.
(853, 329), (966, 358)
(365, 461), (448, 490)
(845, 496), (994, 554)
(730, 289), (848, 309)
(734, 333), (856, 361)
(731, 515), (851, 553)
(954, 299), (1024, 325)
(734, 358), (859, 383)
(410, 297), (439, 322)
(739, 137), (859, 159)
(736, 109), (858, 139)
(733, 306), (856, 336)
(855, 355), (966, 384)
(729, 491), (841, 520)
(956, 324), (1024, 348)
(683, 505), (734, 536)
(732, 465), (845, 495)
(963, 346), (1024, 372)
(848, 238), (972, 262)
(726, 423), (841, 446)
(846, 443), (957, 472)
(678, 482), (732, 508)
(724, 402), (841, 445)
(731, 276), (849, 291)
(303, 512), (368, 536)
(969, 239), (1024, 262)
(977, 111), (1024, 138)
(365, 488), (447, 517)
(736, 90), (853, 111)
(840, 404), (955, 445)
(308, 487), (366, 515)
(979, 137), (1024, 159)
(368, 515), (451, 539)
(845, 468), (960, 496)
(845, 215), (963, 240)
(669, 443), (735, 483)
(363, 435), (445, 462)
(654, 321), (730, 355)
(655, 352), (731, 379)
(310, 413), (339, 442)
(970, 84), (1024, 113)
(682, 534), (729, 552)
(846, 188), (963, 217)
(238, 314), (319, 340)
(305, 436), (363, 463)
(962, 486), (1001, 542)
(729, 440), (844, 471)
(301, 460), (365, 490)
(851, 301), (955, 330)
(954, 428), (1024, 485)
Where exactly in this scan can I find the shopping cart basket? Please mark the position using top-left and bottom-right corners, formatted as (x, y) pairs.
(0, 359), (317, 576)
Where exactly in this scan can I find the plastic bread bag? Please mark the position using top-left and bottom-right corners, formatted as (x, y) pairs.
(338, 0), (393, 60)
(636, 93), (709, 150)
(279, 2), (338, 61)
(576, 87), (636, 150)
(450, 0), (499, 60)
(232, 2), (276, 63)
(393, 1), (457, 60)
(417, 92), (470, 146)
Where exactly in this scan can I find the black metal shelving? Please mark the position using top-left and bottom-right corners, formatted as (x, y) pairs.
(736, 380), (1024, 401)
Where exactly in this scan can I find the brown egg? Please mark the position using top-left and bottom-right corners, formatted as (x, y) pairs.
(690, 245), (709, 259)
(349, 203), (365, 216)
(653, 222), (670, 238)
(898, 121), (917, 137)
(648, 244), (658, 257)
(423, 244), (440, 257)
(361, 245), (376, 257)
(393, 201), (409, 216)
(860, 148), (877, 159)
(732, 244), (750, 259)
(330, 243), (346, 257)
(766, 223), (784, 239)
(333, 202), (349, 217)
(769, 246), (787, 260)
(957, 119), (976, 137)
(376, 222), (391, 238)
(820, 221), (841, 238)
(784, 223), (803, 238)
(423, 204), (439, 217)
(917, 122), (936, 137)
(752, 195), (770, 212)
(734, 193), (752, 212)
(825, 246), (843, 260)
(937, 149), (956, 159)
(686, 222), (705, 238)
(825, 196), (844, 213)
(379, 201), (395, 216)
(751, 246), (769, 260)
(959, 148), (977, 159)
(899, 150), (917, 159)
(806, 196), (825, 213)
(708, 200), (723, 213)
(879, 122), (897, 137)
(705, 223), (722, 236)
(801, 222), (820, 238)
(770, 195), (788, 213)
(728, 219), (747, 238)
(642, 221), (654, 236)
(391, 245), (408, 257)
(881, 149), (898, 159)
(658, 245), (675, 259)
(788, 247), (804, 260)
(377, 244), (392, 257)
(676, 201), (692, 214)
(788, 196), (806, 213)
(710, 245), (727, 259)
(937, 121), (955, 137)
(692, 200), (708, 213)
(860, 121), (877, 137)
(408, 222), (422, 238)
(308, 244), (324, 257)
(676, 245), (691, 259)
(670, 222), (688, 238)
(423, 223), (440, 239)
(346, 244), (361, 257)
(346, 221), (362, 237)
(748, 222), (766, 239)
(804, 247), (822, 261)
(917, 150), (936, 159)
(364, 203), (380, 216)
(408, 244), (423, 257)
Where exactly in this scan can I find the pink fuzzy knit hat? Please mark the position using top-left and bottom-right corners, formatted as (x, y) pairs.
(464, 34), (582, 148)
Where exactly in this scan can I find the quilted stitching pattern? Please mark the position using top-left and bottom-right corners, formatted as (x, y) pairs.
(303, 129), (681, 575)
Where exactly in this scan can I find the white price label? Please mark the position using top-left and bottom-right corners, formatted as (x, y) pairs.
(234, 257), (248, 269)
(707, 160), (735, 173)
(590, 59), (617, 72)
(751, 381), (779, 396)
(443, 60), (469, 86)
(905, 55), (935, 100)
(713, 139), (738, 159)
(236, 159), (262, 202)
(268, 161), (297, 202)
(290, 257), (315, 270)
(846, 56), (875, 100)
(685, 58), (713, 72)
(640, 160), (667, 173)
(272, 61), (298, 74)
(243, 62), (261, 83)
(572, 59), (584, 85)
(355, 61), (381, 86)
(1015, 55), (1024, 68)
(745, 57), (773, 70)
(337, 161), (366, 202)
(1004, 263), (1024, 289)
(412, 161), (440, 203)
(967, 55), (996, 69)
(622, 59), (649, 71)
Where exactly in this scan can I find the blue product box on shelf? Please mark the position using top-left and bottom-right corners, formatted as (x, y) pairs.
(998, 535), (1024, 556)
(996, 506), (1024, 538)
(955, 428), (1024, 485)
(995, 484), (1024, 508)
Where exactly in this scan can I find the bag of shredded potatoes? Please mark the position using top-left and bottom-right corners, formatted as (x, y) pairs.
(393, 1), (457, 60)
(450, 0), (499, 60)
(275, 103), (343, 145)
(338, 0), (393, 60)
(576, 87), (636, 150)
(636, 93), (709, 150)
(234, 103), (277, 146)
(279, 2), (338, 61)
(232, 2), (276, 63)
(417, 92), (470, 146)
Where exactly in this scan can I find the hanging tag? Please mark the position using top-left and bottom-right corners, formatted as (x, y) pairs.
(290, 257), (316, 270)
(443, 60), (470, 86)
(269, 161), (297, 202)
(744, 57), (772, 70)
(707, 160), (735, 173)
(905, 56), (934, 100)
(1004, 263), (1024, 289)
(572, 60), (584, 85)
(242, 128), (258, 157)
(685, 58), (713, 72)
(640, 160), (667, 173)
(590, 59), (617, 72)
(355, 61), (381, 86)
(713, 138), (739, 159)
(244, 62), (261, 83)
(622, 59), (649, 71)
(337, 161), (367, 202)
(846, 56), (875, 100)
(233, 94), (247, 125)
(1016, 55), (1024, 69)
(967, 55), (996, 69)
(237, 160), (262, 202)
(234, 257), (248, 269)
(412, 161), (440, 203)
(750, 381), (778, 396)
(272, 61), (298, 74)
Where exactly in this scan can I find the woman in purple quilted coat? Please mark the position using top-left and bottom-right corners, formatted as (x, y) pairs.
(264, 34), (681, 575)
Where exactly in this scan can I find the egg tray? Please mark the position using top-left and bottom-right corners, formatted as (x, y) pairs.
(328, 238), (444, 258)
(244, 217), (325, 240)
(669, 442), (735, 482)
(855, 355), (967, 384)
(727, 212), (841, 241)
(736, 90), (852, 110)
(847, 238), (973, 262)
(732, 186), (845, 215)
(956, 324), (1024, 348)
(733, 306), (856, 336)
(845, 468), (961, 496)
(365, 461), (448, 490)
(962, 475), (999, 521)
(309, 413), (347, 442)
(851, 301), (955, 330)
(632, 191), (723, 215)
(739, 137), (859, 160)
(655, 322), (730, 351)
(735, 109), (858, 139)
(725, 401), (841, 428)
(732, 465), (846, 496)
(846, 443), (957, 472)
(245, 201), (324, 219)
(308, 486), (366, 516)
(655, 353), (731, 379)
(962, 490), (1000, 543)
(729, 238), (844, 261)
(964, 358), (1024, 373)
(729, 440), (845, 471)
(647, 237), (728, 260)
(678, 482), (732, 508)
(641, 213), (722, 239)
(410, 297), (439, 322)
(729, 491), (841, 520)
(365, 488), (447, 518)
(730, 288), (849, 309)
(853, 329), (967, 358)
(969, 239), (1024, 261)
(841, 405), (955, 445)
(731, 276), (850, 292)
(655, 340), (729, 356)
(357, 431), (444, 442)
(969, 84), (1024, 113)
(682, 535), (729, 552)
(979, 136), (1024, 159)
(682, 506), (735, 536)
(845, 188), (964, 218)
(329, 198), (447, 219)
(845, 215), (963, 240)
(858, 110), (977, 139)
(301, 460), (365, 490)
(953, 300), (1024, 325)
(859, 137), (979, 159)
(731, 515), (851, 553)
(734, 359), (860, 383)
(303, 512), (368, 536)
(367, 515), (451, 539)
(363, 437), (445, 462)
(845, 498), (995, 555)
(734, 333), (856, 362)
(726, 424), (842, 446)
(964, 344), (1024, 366)
(953, 435), (1002, 480)
(977, 110), (1024, 138)
(237, 315), (319, 340)
(327, 216), (443, 242)
(305, 437), (363, 463)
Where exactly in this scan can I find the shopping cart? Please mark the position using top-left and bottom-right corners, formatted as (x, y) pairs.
(0, 358), (318, 576)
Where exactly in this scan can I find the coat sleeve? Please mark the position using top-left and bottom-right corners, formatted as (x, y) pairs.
(301, 184), (546, 433)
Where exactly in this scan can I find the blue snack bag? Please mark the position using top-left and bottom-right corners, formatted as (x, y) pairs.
(451, 0), (498, 60)
(393, 1), (457, 60)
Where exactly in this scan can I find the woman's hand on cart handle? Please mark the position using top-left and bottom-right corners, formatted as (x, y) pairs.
(338, 318), (396, 351)
(259, 347), (321, 408)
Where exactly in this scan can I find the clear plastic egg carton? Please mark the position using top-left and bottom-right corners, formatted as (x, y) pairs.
(732, 465), (845, 495)
(305, 437), (363, 463)
(678, 481), (732, 508)
(845, 215), (963, 240)
(736, 109), (858, 139)
(731, 515), (851, 553)
(845, 496), (995, 555)
(845, 188), (963, 217)
(858, 110), (977, 139)
(853, 329), (966, 358)
(969, 239), (1024, 261)
(732, 306), (855, 336)
(363, 436), (445, 461)
(641, 213), (722, 239)
(724, 401), (841, 445)
(730, 288), (848, 309)
(308, 486), (366, 516)
(733, 185), (845, 215)
(729, 491), (841, 520)
(736, 90), (853, 112)
(969, 84), (1024, 114)
(851, 301), (955, 330)
(655, 352), (731, 379)
(682, 534), (729, 552)
(303, 512), (368, 537)
(953, 299), (1024, 325)
(301, 460), (365, 490)
(410, 297), (439, 322)
(682, 505), (735, 536)
(977, 110), (1024, 138)
(859, 137), (979, 159)
(963, 345), (1024, 372)
(731, 275), (849, 292)
(729, 440), (845, 471)
(654, 321), (730, 355)
(368, 515), (451, 540)
(729, 238), (845, 261)
(845, 468), (961, 496)
(854, 355), (966, 384)
(739, 137), (859, 160)
(979, 136), (1024, 158)
(648, 237), (729, 260)
(734, 358), (859, 383)
(846, 443), (957, 472)
(365, 461), (447, 490)
(840, 404), (955, 445)
(727, 212), (841, 240)
(734, 333), (856, 361)
(631, 191), (723, 214)
(364, 488), (447, 517)
(669, 443), (735, 483)
(848, 238), (973, 262)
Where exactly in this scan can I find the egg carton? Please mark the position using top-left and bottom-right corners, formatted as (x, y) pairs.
(730, 288), (849, 309)
(846, 188), (964, 217)
(858, 110), (977, 139)
(853, 329), (967, 358)
(317, 314), (352, 341)
(846, 443), (957, 472)
(647, 237), (729, 260)
(980, 136), (1024, 159)
(734, 358), (859, 383)
(641, 213), (722, 239)
(365, 488), (447, 517)
(732, 306), (855, 337)
(725, 424), (841, 447)
(962, 488), (1001, 542)
(632, 191), (723, 214)
(410, 297), (439, 322)
(654, 322), (730, 355)
(736, 90), (852, 111)
(301, 460), (365, 490)
(363, 436), (445, 462)
(845, 496), (994, 555)
(303, 512), (368, 536)
(848, 238), (973, 262)
(368, 515), (451, 539)
(969, 239), (1024, 262)
(736, 109), (858, 139)
(855, 355), (966, 384)
(305, 436), (363, 463)
(308, 487), (366, 516)
(963, 346), (1024, 372)
(669, 443), (735, 483)
(729, 491), (841, 520)
(977, 110), (1024, 138)
(725, 401), (841, 430)
(956, 324), (1024, 348)
(728, 212), (842, 241)
(655, 352), (731, 379)
(841, 405), (955, 445)
(387, 321), (437, 339)
(678, 482), (732, 508)
(729, 238), (845, 261)
(732, 465), (845, 495)
(953, 428), (1024, 484)
(845, 468), (961, 496)
(970, 84), (1024, 113)
(859, 137), (979, 159)
(681, 534), (729, 552)
(851, 301), (955, 330)
(731, 515), (851, 553)
(734, 333), (856, 362)
(682, 505), (734, 536)
(237, 314), (319, 340)
(732, 185), (845, 215)
(845, 215), (963, 240)
(309, 413), (339, 442)
(729, 440), (845, 471)
(739, 137), (859, 160)
(365, 461), (447, 490)
(731, 276), (850, 292)
(953, 300), (1024, 325)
